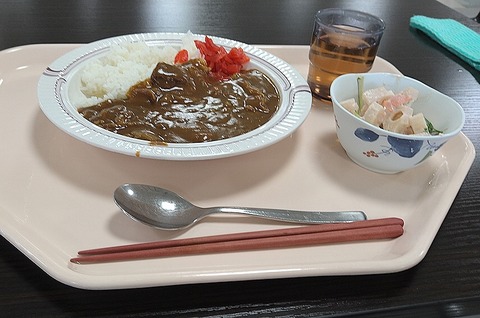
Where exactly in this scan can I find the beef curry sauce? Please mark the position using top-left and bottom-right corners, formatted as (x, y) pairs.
(78, 58), (280, 144)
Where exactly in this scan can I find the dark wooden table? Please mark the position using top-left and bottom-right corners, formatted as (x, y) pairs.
(1, 0), (480, 316)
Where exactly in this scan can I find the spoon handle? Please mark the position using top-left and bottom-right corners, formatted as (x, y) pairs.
(214, 207), (366, 223)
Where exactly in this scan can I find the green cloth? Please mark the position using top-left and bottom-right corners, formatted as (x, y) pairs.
(410, 15), (480, 71)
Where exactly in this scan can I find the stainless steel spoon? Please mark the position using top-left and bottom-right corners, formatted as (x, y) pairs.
(114, 184), (367, 230)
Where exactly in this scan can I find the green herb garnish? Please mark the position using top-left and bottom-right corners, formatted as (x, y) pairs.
(425, 118), (443, 135)
(357, 76), (364, 114)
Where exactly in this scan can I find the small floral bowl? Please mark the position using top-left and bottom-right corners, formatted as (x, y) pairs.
(330, 73), (465, 174)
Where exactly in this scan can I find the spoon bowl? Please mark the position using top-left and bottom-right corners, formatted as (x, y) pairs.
(114, 184), (367, 230)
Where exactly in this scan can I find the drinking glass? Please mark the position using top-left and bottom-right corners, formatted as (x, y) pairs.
(307, 8), (385, 102)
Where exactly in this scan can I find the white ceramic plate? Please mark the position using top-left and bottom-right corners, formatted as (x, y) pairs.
(0, 44), (474, 290)
(37, 33), (312, 160)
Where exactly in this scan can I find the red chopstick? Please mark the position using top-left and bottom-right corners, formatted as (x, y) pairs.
(78, 217), (403, 255)
(70, 217), (404, 264)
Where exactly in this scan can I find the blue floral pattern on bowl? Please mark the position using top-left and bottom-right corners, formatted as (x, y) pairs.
(354, 128), (445, 165)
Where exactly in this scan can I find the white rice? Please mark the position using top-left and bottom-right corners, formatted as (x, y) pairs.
(75, 32), (200, 108)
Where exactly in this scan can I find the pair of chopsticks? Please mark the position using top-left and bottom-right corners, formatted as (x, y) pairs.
(70, 217), (404, 264)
